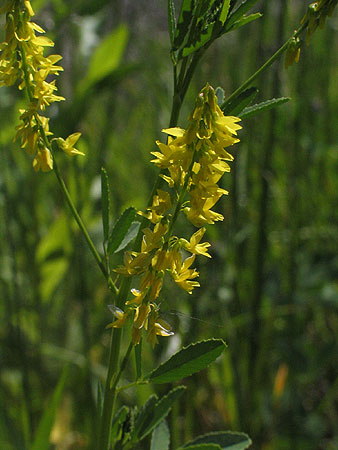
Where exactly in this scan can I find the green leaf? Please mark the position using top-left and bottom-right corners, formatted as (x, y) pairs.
(173, 0), (194, 50)
(111, 406), (129, 443)
(168, 0), (177, 46)
(30, 366), (69, 450)
(101, 167), (110, 243)
(181, 23), (214, 57)
(215, 86), (225, 106)
(132, 394), (158, 440)
(107, 207), (136, 254)
(138, 386), (186, 441)
(225, 0), (260, 31)
(219, 0), (231, 24)
(114, 221), (140, 253)
(78, 25), (129, 93)
(151, 420), (170, 450)
(180, 431), (252, 450)
(40, 258), (68, 301)
(36, 213), (71, 263)
(221, 87), (258, 115)
(239, 97), (290, 119)
(227, 12), (262, 31)
(178, 445), (222, 450)
(147, 339), (226, 384)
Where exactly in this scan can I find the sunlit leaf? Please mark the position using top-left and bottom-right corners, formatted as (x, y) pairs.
(107, 207), (137, 254)
(227, 12), (262, 31)
(78, 25), (129, 93)
(151, 420), (170, 450)
(225, 0), (260, 31)
(239, 97), (290, 118)
(147, 339), (226, 384)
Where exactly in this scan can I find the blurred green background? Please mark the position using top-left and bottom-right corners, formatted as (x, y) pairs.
(0, 1), (337, 449)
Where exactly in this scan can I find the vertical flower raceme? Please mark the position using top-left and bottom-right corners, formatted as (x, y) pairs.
(108, 84), (241, 345)
(0, 0), (83, 171)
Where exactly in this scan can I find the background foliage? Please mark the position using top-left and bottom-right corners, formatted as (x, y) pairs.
(0, 1), (337, 449)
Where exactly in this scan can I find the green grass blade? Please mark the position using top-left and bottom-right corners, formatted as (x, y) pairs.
(30, 365), (69, 450)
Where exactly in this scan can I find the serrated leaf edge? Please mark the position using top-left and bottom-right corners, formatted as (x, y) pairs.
(147, 339), (226, 382)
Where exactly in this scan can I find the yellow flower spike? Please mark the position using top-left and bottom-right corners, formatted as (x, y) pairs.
(0, 1), (83, 171)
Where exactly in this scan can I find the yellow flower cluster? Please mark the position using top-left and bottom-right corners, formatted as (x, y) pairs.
(108, 85), (241, 345)
(301, 0), (337, 43)
(0, 0), (83, 171)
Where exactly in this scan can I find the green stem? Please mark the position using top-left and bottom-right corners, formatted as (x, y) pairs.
(52, 157), (118, 294)
(110, 342), (133, 391)
(221, 23), (307, 109)
(98, 278), (131, 450)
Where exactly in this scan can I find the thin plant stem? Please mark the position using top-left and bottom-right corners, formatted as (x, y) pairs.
(221, 23), (307, 109)
(18, 40), (118, 296)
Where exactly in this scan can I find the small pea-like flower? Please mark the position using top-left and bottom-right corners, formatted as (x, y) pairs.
(32, 146), (53, 172)
(301, 0), (337, 44)
(54, 133), (84, 156)
(170, 253), (200, 294)
(285, 37), (302, 69)
(146, 309), (173, 347)
(106, 305), (129, 329)
(180, 227), (211, 258)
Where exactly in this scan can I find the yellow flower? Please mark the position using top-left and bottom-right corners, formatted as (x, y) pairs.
(106, 305), (129, 329)
(170, 253), (200, 293)
(55, 133), (84, 156)
(139, 190), (172, 224)
(147, 310), (173, 347)
(181, 227), (211, 258)
(32, 146), (53, 172)
(114, 251), (152, 276)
